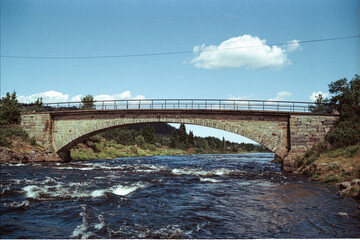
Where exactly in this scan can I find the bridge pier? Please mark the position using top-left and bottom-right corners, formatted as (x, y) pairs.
(57, 149), (71, 162)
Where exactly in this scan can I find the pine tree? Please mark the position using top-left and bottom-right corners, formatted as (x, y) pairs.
(188, 130), (195, 146)
(178, 123), (187, 144)
(169, 130), (178, 148)
(0, 91), (21, 124)
(222, 137), (226, 151)
(142, 124), (156, 144)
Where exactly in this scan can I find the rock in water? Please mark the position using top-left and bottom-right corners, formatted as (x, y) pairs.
(339, 181), (351, 190)
(337, 212), (349, 218)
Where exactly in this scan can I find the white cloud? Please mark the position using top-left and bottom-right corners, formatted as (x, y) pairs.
(309, 91), (330, 102)
(18, 90), (69, 103)
(17, 90), (145, 104)
(191, 35), (300, 70)
(268, 91), (292, 101)
(285, 40), (301, 53)
(71, 95), (83, 102)
(133, 95), (146, 100)
(94, 91), (133, 101)
(228, 94), (255, 101)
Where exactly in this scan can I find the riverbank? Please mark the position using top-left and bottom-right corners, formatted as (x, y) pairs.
(294, 143), (360, 199)
(70, 137), (255, 160)
(0, 137), (61, 163)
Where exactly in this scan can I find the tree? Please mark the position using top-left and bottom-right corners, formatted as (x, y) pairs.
(81, 94), (95, 110)
(188, 130), (195, 146)
(178, 123), (187, 144)
(309, 94), (332, 114)
(222, 137), (226, 151)
(114, 129), (135, 145)
(31, 97), (44, 112)
(142, 124), (155, 144)
(328, 74), (360, 119)
(325, 74), (360, 148)
(169, 130), (178, 148)
(0, 91), (21, 124)
(135, 135), (146, 148)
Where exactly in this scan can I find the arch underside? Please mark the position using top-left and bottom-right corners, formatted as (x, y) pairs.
(54, 117), (289, 159)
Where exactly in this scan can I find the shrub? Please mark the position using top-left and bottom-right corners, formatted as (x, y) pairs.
(312, 173), (319, 179)
(145, 143), (157, 151)
(129, 145), (138, 154)
(326, 119), (360, 148)
(328, 162), (340, 171)
(30, 136), (37, 146)
(135, 135), (146, 148)
(0, 91), (21, 124)
(325, 174), (339, 183)
(306, 156), (318, 165)
(0, 125), (28, 147)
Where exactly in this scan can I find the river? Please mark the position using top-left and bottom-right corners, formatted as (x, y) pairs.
(1, 153), (359, 238)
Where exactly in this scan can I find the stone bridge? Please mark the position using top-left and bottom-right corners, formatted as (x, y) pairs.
(20, 109), (339, 171)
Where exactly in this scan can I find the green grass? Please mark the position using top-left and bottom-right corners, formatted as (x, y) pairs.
(70, 141), (190, 160)
(297, 142), (360, 184)
(324, 174), (340, 183)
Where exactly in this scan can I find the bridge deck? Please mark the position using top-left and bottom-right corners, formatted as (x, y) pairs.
(23, 108), (338, 117)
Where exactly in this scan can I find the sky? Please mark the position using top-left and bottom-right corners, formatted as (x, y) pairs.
(1, 0), (359, 144)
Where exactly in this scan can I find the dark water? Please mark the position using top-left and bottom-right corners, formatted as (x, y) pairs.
(1, 153), (359, 239)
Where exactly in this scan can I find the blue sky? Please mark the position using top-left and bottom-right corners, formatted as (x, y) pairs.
(1, 0), (359, 143)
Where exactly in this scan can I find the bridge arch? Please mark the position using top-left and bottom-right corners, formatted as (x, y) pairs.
(52, 112), (289, 161)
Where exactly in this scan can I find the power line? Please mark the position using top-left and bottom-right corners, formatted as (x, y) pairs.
(1, 35), (359, 60)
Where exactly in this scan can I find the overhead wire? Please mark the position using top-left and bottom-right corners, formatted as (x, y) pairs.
(0, 35), (359, 59)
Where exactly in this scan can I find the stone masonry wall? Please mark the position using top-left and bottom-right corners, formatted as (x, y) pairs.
(282, 114), (339, 171)
(20, 113), (53, 150)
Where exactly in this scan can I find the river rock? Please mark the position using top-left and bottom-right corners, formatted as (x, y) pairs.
(0, 146), (62, 163)
(351, 179), (360, 187)
(339, 181), (351, 190)
(337, 212), (349, 218)
(309, 162), (328, 175)
(0, 147), (28, 163)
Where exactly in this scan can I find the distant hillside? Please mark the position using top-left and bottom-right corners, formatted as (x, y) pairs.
(126, 123), (176, 135)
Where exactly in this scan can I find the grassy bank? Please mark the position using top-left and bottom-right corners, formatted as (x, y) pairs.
(295, 143), (360, 183)
(69, 138), (254, 161)
(70, 139), (191, 160)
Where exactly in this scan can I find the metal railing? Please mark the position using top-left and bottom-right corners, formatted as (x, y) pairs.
(38, 99), (318, 113)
